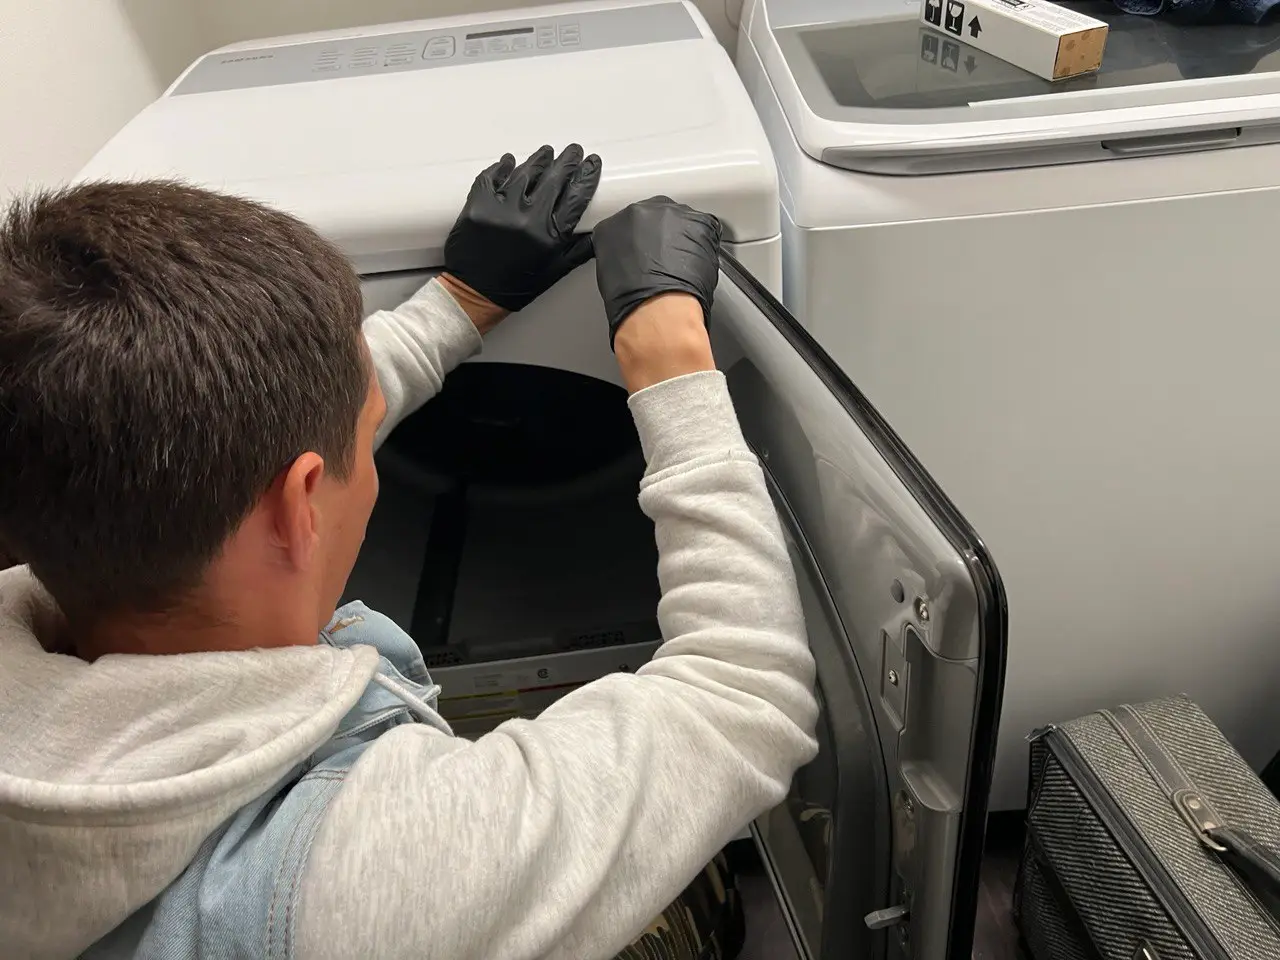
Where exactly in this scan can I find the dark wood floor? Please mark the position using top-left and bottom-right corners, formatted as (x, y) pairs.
(972, 813), (1029, 960)
(738, 867), (800, 960)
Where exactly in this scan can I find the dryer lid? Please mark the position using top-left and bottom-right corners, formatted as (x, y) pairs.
(754, 0), (1280, 173)
(76, 0), (779, 274)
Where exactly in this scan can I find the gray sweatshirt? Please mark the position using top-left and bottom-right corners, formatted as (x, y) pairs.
(0, 279), (819, 960)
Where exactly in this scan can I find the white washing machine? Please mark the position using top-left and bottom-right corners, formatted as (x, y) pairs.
(738, 0), (1280, 811)
(77, 2), (1011, 955)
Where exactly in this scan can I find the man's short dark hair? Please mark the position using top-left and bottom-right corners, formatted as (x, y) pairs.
(0, 181), (367, 621)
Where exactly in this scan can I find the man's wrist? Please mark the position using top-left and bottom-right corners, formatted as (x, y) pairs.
(438, 273), (508, 335)
(614, 293), (715, 394)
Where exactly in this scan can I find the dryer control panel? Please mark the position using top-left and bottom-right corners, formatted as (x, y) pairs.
(173, 2), (699, 96)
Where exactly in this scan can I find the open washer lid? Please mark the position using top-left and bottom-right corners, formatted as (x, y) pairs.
(749, 0), (1280, 173)
(76, 0), (779, 274)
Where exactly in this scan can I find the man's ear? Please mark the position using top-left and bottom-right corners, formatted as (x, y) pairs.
(271, 452), (327, 571)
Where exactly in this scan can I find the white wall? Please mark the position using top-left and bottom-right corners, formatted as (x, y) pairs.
(0, 0), (203, 201)
(0, 0), (743, 202)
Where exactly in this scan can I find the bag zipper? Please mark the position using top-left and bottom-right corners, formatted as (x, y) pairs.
(1042, 727), (1230, 960)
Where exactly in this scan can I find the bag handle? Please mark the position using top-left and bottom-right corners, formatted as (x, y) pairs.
(1102, 706), (1280, 928)
(1206, 825), (1280, 926)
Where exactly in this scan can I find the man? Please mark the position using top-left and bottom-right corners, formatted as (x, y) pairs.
(0, 145), (817, 959)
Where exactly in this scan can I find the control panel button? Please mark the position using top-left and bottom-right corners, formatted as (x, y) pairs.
(463, 40), (482, 58)
(385, 55), (415, 66)
(511, 35), (532, 51)
(424, 36), (456, 60)
(537, 26), (557, 47)
(559, 23), (581, 46)
(484, 37), (511, 53)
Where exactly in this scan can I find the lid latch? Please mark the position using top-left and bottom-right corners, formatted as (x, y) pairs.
(864, 903), (910, 930)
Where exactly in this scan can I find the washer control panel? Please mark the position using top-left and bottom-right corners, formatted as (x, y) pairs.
(174, 3), (699, 96)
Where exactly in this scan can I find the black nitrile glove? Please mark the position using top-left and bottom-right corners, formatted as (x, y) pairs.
(444, 144), (601, 312)
(591, 196), (722, 347)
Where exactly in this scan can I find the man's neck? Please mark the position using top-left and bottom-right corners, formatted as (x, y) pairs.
(77, 607), (233, 661)
(74, 596), (318, 661)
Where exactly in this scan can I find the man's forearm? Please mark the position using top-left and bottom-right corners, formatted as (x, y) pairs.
(437, 272), (508, 336)
(612, 293), (714, 394)
(362, 278), (483, 449)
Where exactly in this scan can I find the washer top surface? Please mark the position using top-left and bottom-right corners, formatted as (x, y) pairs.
(748, 0), (1280, 172)
(77, 0), (779, 274)
(802, 4), (1280, 111)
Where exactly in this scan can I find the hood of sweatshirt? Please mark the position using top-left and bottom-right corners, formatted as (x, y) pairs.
(0, 566), (381, 960)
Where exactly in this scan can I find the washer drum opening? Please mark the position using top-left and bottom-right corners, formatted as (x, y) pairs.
(343, 363), (662, 669)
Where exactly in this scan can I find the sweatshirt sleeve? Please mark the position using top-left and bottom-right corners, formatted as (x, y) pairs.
(296, 371), (819, 960)
(363, 277), (483, 450)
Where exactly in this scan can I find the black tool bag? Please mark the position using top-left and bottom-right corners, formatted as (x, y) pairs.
(1014, 695), (1280, 960)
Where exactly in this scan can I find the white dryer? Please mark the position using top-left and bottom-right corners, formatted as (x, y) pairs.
(78, 2), (1009, 956)
(738, 0), (1280, 810)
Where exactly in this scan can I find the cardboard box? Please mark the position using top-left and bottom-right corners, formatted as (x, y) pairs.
(914, 27), (1046, 94)
(921, 0), (1108, 82)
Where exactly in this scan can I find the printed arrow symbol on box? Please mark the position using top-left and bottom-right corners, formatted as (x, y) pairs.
(968, 16), (982, 36)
